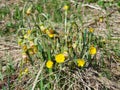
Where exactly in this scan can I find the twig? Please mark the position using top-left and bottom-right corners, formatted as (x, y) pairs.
(82, 4), (102, 10)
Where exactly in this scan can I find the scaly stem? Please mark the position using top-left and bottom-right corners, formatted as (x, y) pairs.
(65, 10), (67, 33)
(65, 10), (68, 47)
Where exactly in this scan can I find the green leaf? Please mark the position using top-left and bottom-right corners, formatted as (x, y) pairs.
(26, 50), (34, 66)
(0, 72), (4, 81)
(97, 0), (104, 7)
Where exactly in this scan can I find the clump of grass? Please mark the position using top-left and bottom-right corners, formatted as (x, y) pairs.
(1, 0), (119, 90)
(16, 1), (109, 89)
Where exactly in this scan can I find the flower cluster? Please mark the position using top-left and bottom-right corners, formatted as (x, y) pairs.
(18, 29), (38, 64)
(17, 4), (98, 71)
(40, 25), (57, 38)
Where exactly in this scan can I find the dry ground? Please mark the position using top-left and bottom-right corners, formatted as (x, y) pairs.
(0, 0), (120, 90)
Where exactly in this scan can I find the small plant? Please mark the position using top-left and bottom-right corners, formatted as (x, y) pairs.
(1, 0), (119, 89)
(16, 3), (104, 89)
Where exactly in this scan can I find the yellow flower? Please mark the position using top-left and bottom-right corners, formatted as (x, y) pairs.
(22, 45), (27, 52)
(28, 48), (34, 55)
(33, 46), (38, 54)
(89, 27), (94, 33)
(26, 6), (32, 15)
(19, 68), (29, 77)
(40, 25), (45, 30)
(77, 59), (85, 67)
(23, 68), (29, 74)
(63, 5), (69, 11)
(40, 25), (46, 33)
(46, 29), (55, 38)
(24, 34), (29, 39)
(27, 30), (32, 35)
(46, 29), (49, 34)
(46, 60), (53, 68)
(55, 54), (65, 63)
(89, 46), (97, 55)
(48, 33), (54, 38)
(99, 17), (103, 23)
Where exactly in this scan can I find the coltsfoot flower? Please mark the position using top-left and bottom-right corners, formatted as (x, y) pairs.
(55, 54), (65, 63)
(24, 34), (29, 39)
(40, 25), (46, 33)
(22, 45), (27, 52)
(63, 5), (69, 11)
(33, 45), (38, 54)
(48, 33), (54, 38)
(40, 25), (45, 30)
(19, 68), (29, 77)
(46, 29), (55, 38)
(27, 30), (32, 35)
(46, 60), (53, 68)
(99, 17), (103, 23)
(77, 59), (85, 67)
(89, 45), (97, 55)
(26, 6), (32, 15)
(89, 27), (94, 33)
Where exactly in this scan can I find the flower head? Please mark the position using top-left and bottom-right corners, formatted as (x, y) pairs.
(26, 6), (32, 15)
(24, 34), (29, 39)
(22, 45), (27, 52)
(46, 29), (55, 38)
(46, 60), (53, 68)
(77, 59), (85, 67)
(48, 33), (54, 38)
(28, 48), (34, 55)
(33, 45), (38, 54)
(19, 68), (29, 77)
(40, 25), (45, 30)
(89, 27), (94, 33)
(27, 30), (32, 35)
(40, 25), (46, 33)
(89, 45), (97, 55)
(99, 17), (103, 23)
(55, 54), (65, 63)
(63, 5), (69, 11)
